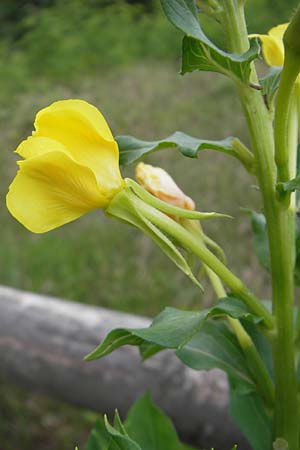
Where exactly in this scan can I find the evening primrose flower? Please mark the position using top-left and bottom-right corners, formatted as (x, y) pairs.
(135, 162), (195, 211)
(251, 24), (289, 67)
(6, 99), (124, 233)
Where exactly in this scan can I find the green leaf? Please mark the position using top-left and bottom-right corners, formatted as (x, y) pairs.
(85, 307), (207, 360)
(181, 36), (260, 83)
(241, 320), (274, 380)
(86, 395), (191, 450)
(86, 417), (112, 450)
(249, 211), (270, 271)
(249, 208), (300, 286)
(160, 0), (260, 83)
(280, 172), (300, 192)
(176, 321), (256, 393)
(125, 393), (183, 450)
(85, 299), (262, 361)
(116, 132), (252, 169)
(209, 297), (263, 324)
(229, 384), (272, 450)
(104, 414), (141, 450)
(260, 66), (282, 109)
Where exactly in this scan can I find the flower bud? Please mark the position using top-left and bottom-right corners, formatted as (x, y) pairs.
(135, 162), (195, 211)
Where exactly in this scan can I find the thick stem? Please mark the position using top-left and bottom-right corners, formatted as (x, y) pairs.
(220, 0), (299, 447)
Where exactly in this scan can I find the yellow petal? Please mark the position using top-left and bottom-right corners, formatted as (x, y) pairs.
(268, 23), (288, 41)
(33, 99), (123, 192)
(251, 23), (288, 67)
(16, 136), (67, 159)
(135, 162), (195, 211)
(256, 34), (284, 66)
(6, 151), (108, 233)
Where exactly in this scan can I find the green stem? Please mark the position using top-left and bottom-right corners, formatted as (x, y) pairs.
(287, 93), (299, 182)
(191, 226), (275, 408)
(132, 195), (274, 329)
(221, 0), (299, 447)
(275, 64), (300, 184)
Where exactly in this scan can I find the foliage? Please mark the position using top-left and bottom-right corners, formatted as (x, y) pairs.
(0, 0), (181, 103)
(3, 0), (300, 448)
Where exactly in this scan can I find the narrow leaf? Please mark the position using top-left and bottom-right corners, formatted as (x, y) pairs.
(104, 415), (141, 450)
(86, 417), (112, 450)
(116, 132), (252, 168)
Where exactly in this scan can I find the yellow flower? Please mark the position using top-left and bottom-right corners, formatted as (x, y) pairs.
(6, 99), (124, 233)
(251, 23), (288, 67)
(135, 162), (195, 211)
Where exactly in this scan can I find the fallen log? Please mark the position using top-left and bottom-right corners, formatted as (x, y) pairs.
(0, 286), (250, 449)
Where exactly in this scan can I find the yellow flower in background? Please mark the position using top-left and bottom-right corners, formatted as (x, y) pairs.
(6, 99), (124, 233)
(135, 162), (195, 211)
(251, 23), (288, 66)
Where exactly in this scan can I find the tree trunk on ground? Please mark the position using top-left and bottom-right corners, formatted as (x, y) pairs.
(0, 285), (250, 449)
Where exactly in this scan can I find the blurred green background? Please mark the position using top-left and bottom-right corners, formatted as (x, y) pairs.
(0, 0), (298, 449)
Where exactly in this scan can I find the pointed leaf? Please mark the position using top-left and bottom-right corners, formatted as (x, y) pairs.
(160, 0), (260, 83)
(116, 132), (252, 169)
(86, 417), (112, 450)
(104, 415), (141, 450)
(125, 393), (183, 450)
(176, 321), (256, 392)
(85, 329), (144, 360)
(229, 384), (272, 450)
(86, 300), (262, 361)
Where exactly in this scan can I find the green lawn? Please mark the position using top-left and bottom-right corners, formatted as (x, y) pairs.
(0, 61), (270, 449)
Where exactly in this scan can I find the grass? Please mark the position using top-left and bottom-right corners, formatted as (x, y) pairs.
(0, 61), (271, 449)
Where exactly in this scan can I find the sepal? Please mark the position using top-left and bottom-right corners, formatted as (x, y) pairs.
(105, 188), (203, 289)
(125, 179), (231, 220)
